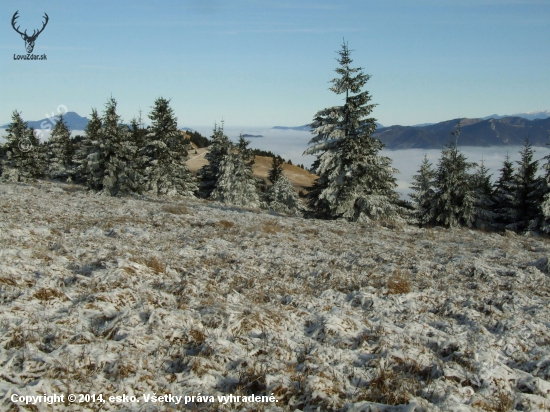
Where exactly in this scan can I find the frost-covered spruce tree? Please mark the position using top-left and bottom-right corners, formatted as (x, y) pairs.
(492, 154), (515, 229)
(46, 113), (73, 181)
(506, 138), (540, 231)
(265, 173), (303, 215)
(83, 98), (143, 195)
(142, 97), (196, 196)
(100, 98), (143, 196)
(409, 155), (436, 226)
(432, 124), (476, 228)
(268, 155), (284, 184)
(73, 109), (101, 184)
(471, 159), (496, 230)
(211, 135), (260, 207)
(304, 41), (401, 222)
(197, 122), (232, 198)
(1, 110), (44, 182)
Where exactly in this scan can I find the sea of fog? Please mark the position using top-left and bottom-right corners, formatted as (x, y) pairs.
(2, 127), (549, 199)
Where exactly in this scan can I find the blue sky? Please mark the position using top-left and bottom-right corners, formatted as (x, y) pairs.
(1, 0), (549, 129)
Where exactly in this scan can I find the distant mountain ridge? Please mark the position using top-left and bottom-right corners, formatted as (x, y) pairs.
(1, 112), (89, 131)
(274, 114), (550, 149)
(374, 116), (550, 149)
(482, 110), (550, 121)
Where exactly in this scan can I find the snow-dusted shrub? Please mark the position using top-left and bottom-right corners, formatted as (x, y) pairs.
(265, 173), (303, 216)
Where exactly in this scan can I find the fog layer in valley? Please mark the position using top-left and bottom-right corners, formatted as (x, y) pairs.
(2, 127), (549, 199)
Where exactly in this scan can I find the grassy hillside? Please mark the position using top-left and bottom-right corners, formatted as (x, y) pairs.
(186, 149), (316, 193)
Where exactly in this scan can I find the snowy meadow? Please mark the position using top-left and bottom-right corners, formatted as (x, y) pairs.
(1, 181), (550, 411)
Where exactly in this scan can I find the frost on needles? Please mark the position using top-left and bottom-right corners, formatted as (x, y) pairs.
(304, 40), (402, 222)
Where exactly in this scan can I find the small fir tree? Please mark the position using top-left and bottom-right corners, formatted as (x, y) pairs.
(100, 98), (143, 196)
(409, 154), (436, 226)
(268, 155), (285, 184)
(1, 111), (44, 182)
(197, 122), (232, 198)
(432, 123), (476, 228)
(73, 108), (101, 184)
(506, 138), (539, 231)
(142, 97), (196, 196)
(304, 41), (401, 222)
(81, 98), (143, 195)
(492, 153), (515, 229)
(211, 135), (260, 207)
(265, 173), (303, 215)
(471, 159), (496, 230)
(46, 113), (73, 181)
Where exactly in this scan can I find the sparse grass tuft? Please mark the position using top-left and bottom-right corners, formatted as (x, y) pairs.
(386, 269), (411, 295)
(189, 328), (207, 345)
(33, 288), (67, 301)
(218, 220), (235, 229)
(136, 256), (166, 274)
(262, 220), (282, 234)
(0, 277), (17, 286)
(163, 204), (190, 215)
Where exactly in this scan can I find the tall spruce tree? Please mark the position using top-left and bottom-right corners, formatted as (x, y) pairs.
(304, 41), (401, 222)
(142, 97), (196, 197)
(211, 135), (260, 207)
(492, 153), (515, 229)
(432, 124), (476, 228)
(46, 113), (73, 181)
(471, 159), (496, 230)
(197, 122), (232, 198)
(409, 155), (436, 226)
(1, 111), (44, 182)
(507, 138), (540, 231)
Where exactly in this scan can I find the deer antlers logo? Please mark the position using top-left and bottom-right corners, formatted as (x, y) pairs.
(11, 11), (49, 54)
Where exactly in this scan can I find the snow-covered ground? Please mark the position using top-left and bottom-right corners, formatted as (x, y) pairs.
(1, 180), (550, 411)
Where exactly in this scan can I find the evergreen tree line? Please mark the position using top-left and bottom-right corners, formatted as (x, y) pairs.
(409, 128), (550, 233)
(0, 98), (302, 215)
(2, 41), (549, 232)
(1, 97), (197, 197)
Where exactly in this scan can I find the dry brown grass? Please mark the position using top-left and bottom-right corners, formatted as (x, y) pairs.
(162, 204), (190, 215)
(135, 256), (166, 274)
(262, 220), (282, 234)
(189, 328), (207, 345)
(367, 367), (421, 405)
(386, 269), (411, 295)
(33, 288), (67, 301)
(218, 220), (235, 229)
(236, 365), (267, 396)
(5, 326), (26, 349)
(0, 277), (17, 286)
